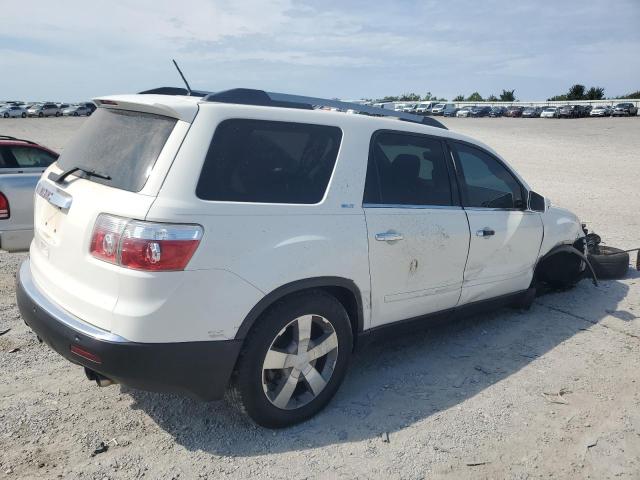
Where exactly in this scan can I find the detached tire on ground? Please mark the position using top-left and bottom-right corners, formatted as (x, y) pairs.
(588, 246), (629, 279)
(227, 290), (353, 428)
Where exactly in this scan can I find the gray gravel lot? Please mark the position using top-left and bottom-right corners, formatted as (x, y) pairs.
(0, 116), (639, 479)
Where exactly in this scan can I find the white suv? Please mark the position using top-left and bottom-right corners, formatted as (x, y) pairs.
(17, 88), (593, 428)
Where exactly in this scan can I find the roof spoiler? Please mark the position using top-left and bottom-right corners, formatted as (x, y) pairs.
(139, 87), (213, 97)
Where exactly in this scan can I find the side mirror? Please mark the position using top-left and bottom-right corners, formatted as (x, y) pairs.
(529, 191), (546, 212)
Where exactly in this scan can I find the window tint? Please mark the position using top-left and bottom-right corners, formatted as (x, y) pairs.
(58, 108), (176, 192)
(196, 119), (342, 204)
(364, 131), (453, 206)
(451, 142), (524, 209)
(7, 147), (56, 168)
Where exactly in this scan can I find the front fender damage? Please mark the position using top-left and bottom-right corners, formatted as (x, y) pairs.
(534, 243), (598, 289)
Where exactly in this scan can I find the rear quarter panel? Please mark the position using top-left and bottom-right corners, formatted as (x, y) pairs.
(146, 104), (373, 339)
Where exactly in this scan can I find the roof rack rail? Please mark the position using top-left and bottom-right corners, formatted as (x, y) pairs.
(139, 87), (213, 97)
(0, 135), (36, 145)
(204, 89), (447, 129)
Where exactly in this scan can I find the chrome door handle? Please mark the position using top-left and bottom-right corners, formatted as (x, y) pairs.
(375, 231), (404, 242)
(476, 227), (496, 238)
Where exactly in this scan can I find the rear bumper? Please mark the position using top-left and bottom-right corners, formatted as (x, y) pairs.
(16, 259), (241, 401)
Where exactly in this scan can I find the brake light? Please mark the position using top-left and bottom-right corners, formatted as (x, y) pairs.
(89, 214), (203, 271)
(0, 193), (9, 219)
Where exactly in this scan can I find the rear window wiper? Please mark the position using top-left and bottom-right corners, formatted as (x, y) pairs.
(49, 166), (112, 184)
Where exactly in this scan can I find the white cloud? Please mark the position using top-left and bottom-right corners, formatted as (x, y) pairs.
(0, 0), (638, 100)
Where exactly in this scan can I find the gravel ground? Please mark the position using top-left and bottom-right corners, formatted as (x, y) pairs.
(0, 116), (639, 479)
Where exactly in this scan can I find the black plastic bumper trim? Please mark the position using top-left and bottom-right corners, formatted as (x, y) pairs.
(16, 259), (241, 401)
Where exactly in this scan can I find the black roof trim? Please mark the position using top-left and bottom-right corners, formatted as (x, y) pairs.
(138, 87), (213, 97)
(136, 86), (447, 129)
(203, 89), (313, 110)
(0, 135), (37, 145)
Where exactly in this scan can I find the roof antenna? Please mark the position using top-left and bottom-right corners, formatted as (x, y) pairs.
(172, 59), (192, 96)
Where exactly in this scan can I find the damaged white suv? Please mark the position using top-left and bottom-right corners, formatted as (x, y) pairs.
(17, 88), (596, 428)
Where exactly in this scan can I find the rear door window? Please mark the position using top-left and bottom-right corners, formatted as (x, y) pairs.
(363, 131), (453, 206)
(196, 119), (342, 204)
(57, 108), (177, 192)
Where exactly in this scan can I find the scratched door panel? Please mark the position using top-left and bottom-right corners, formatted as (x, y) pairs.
(364, 207), (470, 328)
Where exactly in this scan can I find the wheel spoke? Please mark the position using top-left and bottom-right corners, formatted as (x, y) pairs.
(263, 349), (295, 370)
(272, 370), (299, 409)
(296, 315), (313, 353)
(306, 332), (338, 362)
(302, 366), (327, 396)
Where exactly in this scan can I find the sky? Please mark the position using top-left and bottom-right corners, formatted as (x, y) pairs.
(1, 0), (639, 102)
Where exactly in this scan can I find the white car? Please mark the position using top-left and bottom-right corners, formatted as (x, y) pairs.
(541, 107), (558, 118)
(590, 105), (611, 117)
(0, 105), (27, 118)
(430, 103), (447, 115)
(415, 101), (436, 114)
(17, 89), (594, 428)
(456, 106), (473, 117)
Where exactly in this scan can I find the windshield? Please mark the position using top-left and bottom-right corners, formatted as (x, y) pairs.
(57, 108), (177, 192)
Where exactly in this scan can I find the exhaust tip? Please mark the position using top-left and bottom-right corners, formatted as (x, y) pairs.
(84, 367), (116, 387)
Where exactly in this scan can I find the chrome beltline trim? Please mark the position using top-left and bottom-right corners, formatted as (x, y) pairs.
(363, 203), (463, 210)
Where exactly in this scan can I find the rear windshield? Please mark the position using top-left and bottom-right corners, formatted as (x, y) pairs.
(196, 119), (342, 204)
(58, 108), (176, 192)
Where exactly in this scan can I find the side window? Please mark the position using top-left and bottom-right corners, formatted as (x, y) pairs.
(451, 142), (524, 209)
(8, 147), (56, 168)
(364, 131), (453, 206)
(196, 119), (342, 204)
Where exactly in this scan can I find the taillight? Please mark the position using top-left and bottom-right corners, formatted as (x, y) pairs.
(0, 192), (9, 219)
(89, 214), (203, 272)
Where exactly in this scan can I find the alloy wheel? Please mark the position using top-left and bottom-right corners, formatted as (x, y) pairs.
(261, 314), (338, 410)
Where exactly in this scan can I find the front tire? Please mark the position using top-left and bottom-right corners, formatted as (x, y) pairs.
(228, 291), (353, 428)
(588, 246), (629, 279)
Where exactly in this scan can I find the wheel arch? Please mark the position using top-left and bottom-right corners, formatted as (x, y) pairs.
(235, 277), (365, 345)
(533, 243), (598, 287)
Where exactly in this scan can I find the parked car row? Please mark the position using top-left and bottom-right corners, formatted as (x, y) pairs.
(0, 101), (96, 118)
(444, 103), (638, 118)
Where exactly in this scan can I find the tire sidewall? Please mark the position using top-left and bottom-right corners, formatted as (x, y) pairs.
(235, 291), (353, 428)
(588, 246), (629, 279)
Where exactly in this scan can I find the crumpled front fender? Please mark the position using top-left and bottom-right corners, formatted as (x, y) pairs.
(536, 243), (598, 286)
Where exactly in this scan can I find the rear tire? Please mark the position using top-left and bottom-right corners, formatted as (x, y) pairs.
(227, 290), (352, 428)
(588, 246), (629, 279)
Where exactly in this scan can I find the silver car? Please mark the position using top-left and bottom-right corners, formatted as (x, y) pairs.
(62, 104), (92, 116)
(0, 105), (27, 118)
(590, 105), (612, 117)
(0, 136), (58, 251)
(27, 103), (61, 117)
